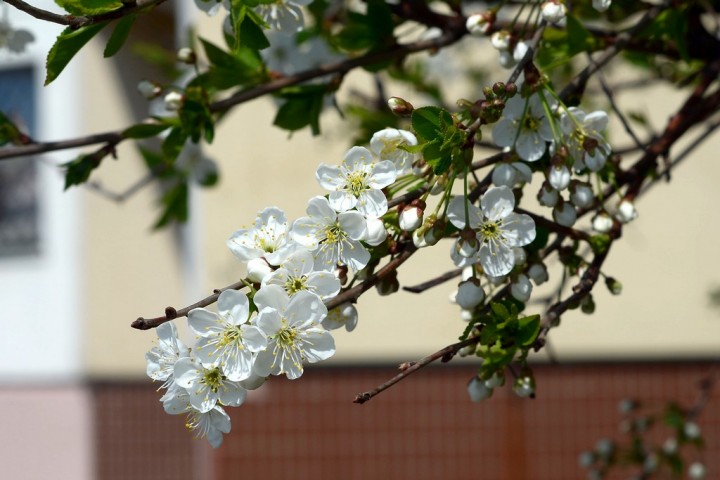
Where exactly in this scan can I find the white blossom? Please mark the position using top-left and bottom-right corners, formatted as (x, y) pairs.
(447, 186), (536, 276)
(615, 199), (638, 223)
(174, 357), (247, 412)
(369, 128), (418, 175)
(560, 107), (611, 172)
(323, 302), (358, 332)
(492, 162), (532, 187)
(254, 287), (335, 379)
(188, 290), (267, 382)
(262, 249), (341, 299)
(490, 31), (511, 51)
(255, 0), (311, 31)
(227, 207), (299, 266)
(316, 146), (397, 217)
(161, 385), (231, 448)
(146, 322), (190, 388)
(246, 258), (273, 283)
(528, 263), (549, 285)
(137, 80), (161, 99)
(163, 91), (183, 111)
(292, 196), (370, 271)
(513, 376), (535, 397)
(538, 182), (560, 207)
(493, 94), (554, 162)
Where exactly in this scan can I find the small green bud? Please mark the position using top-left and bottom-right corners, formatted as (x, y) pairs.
(605, 277), (622, 295)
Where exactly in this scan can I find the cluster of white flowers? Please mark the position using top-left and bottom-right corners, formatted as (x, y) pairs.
(146, 127), (419, 447)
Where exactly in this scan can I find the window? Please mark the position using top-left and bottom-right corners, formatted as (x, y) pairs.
(0, 66), (38, 257)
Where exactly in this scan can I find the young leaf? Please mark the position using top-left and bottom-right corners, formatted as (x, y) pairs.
(63, 153), (103, 189)
(122, 122), (170, 139)
(46, 23), (108, 85)
(55, 0), (122, 15)
(516, 315), (541, 348)
(104, 15), (136, 58)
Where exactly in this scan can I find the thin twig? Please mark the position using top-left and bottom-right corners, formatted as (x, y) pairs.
(3, 0), (168, 28)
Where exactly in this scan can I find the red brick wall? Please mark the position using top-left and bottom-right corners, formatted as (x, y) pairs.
(94, 362), (720, 480)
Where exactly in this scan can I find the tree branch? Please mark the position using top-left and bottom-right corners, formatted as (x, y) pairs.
(3, 0), (169, 28)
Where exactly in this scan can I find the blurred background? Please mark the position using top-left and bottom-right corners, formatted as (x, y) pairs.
(1, 0), (719, 478)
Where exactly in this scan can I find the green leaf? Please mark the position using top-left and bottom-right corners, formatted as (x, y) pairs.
(55, 0), (122, 15)
(122, 121), (170, 139)
(490, 302), (510, 321)
(154, 182), (189, 229)
(366, 0), (394, 38)
(63, 153), (103, 189)
(103, 15), (136, 58)
(273, 87), (326, 135)
(0, 111), (22, 146)
(239, 10), (270, 50)
(162, 127), (188, 160)
(46, 23), (108, 85)
(516, 315), (541, 347)
(566, 14), (596, 56)
(411, 106), (452, 141)
(334, 22), (376, 51)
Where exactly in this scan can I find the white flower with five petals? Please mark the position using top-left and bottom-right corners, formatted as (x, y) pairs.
(492, 94), (554, 162)
(188, 290), (267, 382)
(145, 321), (190, 388)
(560, 107), (611, 172)
(227, 207), (300, 266)
(262, 249), (341, 299)
(292, 196), (370, 271)
(447, 186), (536, 276)
(369, 128), (418, 175)
(253, 286), (335, 379)
(316, 146), (397, 217)
(161, 384), (232, 448)
(173, 357), (247, 413)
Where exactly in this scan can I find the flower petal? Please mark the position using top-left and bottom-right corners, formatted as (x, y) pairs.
(480, 186), (515, 221)
(501, 213), (536, 247)
(217, 289), (250, 324)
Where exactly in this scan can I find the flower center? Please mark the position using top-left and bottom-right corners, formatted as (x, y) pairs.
(479, 220), (502, 242)
(323, 223), (346, 244)
(344, 171), (369, 197)
(257, 237), (276, 253)
(217, 326), (242, 348)
(277, 324), (298, 347)
(285, 275), (307, 295)
(522, 115), (540, 132)
(201, 367), (224, 393)
(380, 138), (401, 156)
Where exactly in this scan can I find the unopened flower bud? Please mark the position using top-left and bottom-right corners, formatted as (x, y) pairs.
(468, 376), (494, 402)
(528, 263), (549, 285)
(553, 201), (577, 227)
(247, 257), (272, 283)
(491, 30), (511, 51)
(363, 216), (387, 246)
(485, 372), (505, 388)
(662, 437), (678, 455)
(513, 41), (529, 63)
(492, 163), (516, 187)
(592, 212), (613, 233)
(137, 80), (162, 99)
(459, 309), (473, 322)
(387, 96), (414, 117)
(456, 278), (486, 309)
(615, 199), (638, 223)
(684, 421), (701, 439)
(164, 91), (184, 111)
(465, 12), (493, 36)
(430, 174), (448, 195)
(335, 265), (348, 285)
(570, 181), (594, 208)
(399, 205), (424, 231)
(538, 182), (559, 207)
(498, 50), (515, 69)
(513, 376), (535, 398)
(605, 277), (622, 295)
(455, 228), (480, 258)
(177, 47), (196, 64)
(376, 271), (399, 296)
(412, 158), (430, 177)
(423, 219), (444, 246)
(541, 1), (567, 23)
(580, 294), (595, 314)
(548, 164), (571, 191)
(689, 462), (707, 479)
(511, 274), (532, 302)
(505, 82), (518, 98)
